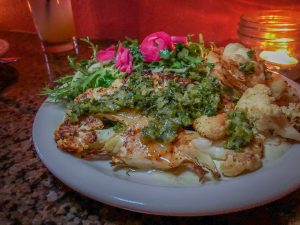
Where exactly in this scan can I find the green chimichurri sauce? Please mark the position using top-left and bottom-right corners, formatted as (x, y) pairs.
(224, 110), (254, 150)
(67, 73), (221, 142)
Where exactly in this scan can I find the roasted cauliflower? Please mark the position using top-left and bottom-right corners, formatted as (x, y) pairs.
(236, 84), (300, 141)
(193, 113), (227, 141)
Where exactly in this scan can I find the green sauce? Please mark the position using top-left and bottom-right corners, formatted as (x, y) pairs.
(68, 73), (221, 142)
(225, 110), (253, 150)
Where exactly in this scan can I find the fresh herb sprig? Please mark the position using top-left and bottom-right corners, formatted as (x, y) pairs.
(122, 34), (212, 81)
(43, 35), (214, 101)
(42, 38), (126, 102)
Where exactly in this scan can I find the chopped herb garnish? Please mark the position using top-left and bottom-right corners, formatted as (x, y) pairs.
(247, 50), (255, 60)
(239, 61), (255, 75)
(68, 73), (221, 142)
(225, 110), (253, 150)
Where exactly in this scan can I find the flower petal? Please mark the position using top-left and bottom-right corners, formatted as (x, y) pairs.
(96, 45), (115, 62)
(139, 32), (173, 62)
(171, 36), (188, 45)
(115, 44), (133, 73)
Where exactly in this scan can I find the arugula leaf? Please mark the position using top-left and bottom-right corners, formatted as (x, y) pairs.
(80, 37), (99, 61)
(42, 54), (125, 102)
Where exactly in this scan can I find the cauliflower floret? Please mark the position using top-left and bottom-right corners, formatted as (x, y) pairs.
(281, 103), (300, 132)
(267, 76), (287, 100)
(236, 84), (300, 141)
(220, 135), (264, 177)
(54, 116), (105, 158)
(193, 113), (227, 141)
(223, 43), (251, 63)
(235, 84), (282, 132)
(220, 151), (261, 177)
(266, 73), (299, 103)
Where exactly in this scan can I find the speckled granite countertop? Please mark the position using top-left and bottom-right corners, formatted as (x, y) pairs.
(0, 31), (300, 225)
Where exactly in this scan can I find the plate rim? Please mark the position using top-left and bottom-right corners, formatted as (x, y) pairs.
(0, 39), (9, 57)
(32, 82), (300, 216)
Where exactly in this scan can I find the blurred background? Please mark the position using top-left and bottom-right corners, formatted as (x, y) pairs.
(1, 0), (300, 44)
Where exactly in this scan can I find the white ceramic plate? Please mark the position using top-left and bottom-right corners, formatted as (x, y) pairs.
(33, 82), (300, 216)
(0, 39), (9, 57)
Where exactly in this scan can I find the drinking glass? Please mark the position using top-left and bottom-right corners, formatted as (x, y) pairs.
(27, 0), (76, 53)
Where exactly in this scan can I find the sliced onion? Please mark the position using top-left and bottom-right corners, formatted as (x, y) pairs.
(194, 151), (220, 179)
(276, 125), (300, 142)
(104, 135), (124, 154)
(191, 138), (226, 160)
(96, 128), (115, 143)
(99, 110), (149, 129)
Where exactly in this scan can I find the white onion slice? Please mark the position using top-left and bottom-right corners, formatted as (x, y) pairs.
(191, 138), (226, 160)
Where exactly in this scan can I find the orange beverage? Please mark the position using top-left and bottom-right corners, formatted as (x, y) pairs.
(27, 0), (76, 52)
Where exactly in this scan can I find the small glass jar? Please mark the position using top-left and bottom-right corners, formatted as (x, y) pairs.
(238, 10), (300, 80)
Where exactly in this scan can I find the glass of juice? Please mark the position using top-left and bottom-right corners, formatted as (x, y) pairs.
(27, 0), (76, 53)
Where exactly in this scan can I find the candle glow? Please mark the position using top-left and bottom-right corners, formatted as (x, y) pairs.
(239, 10), (300, 79)
(259, 49), (298, 66)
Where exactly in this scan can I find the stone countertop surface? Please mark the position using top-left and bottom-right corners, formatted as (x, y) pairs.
(0, 31), (299, 225)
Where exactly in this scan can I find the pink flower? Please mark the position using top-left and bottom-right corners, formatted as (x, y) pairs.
(96, 45), (115, 62)
(171, 36), (188, 45)
(139, 32), (174, 62)
(115, 43), (133, 73)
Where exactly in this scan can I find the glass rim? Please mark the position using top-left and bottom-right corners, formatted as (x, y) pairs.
(240, 10), (300, 26)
